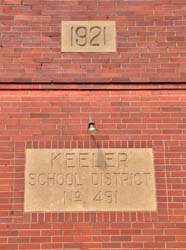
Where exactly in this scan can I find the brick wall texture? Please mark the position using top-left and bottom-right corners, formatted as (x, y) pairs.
(0, 84), (186, 250)
(1, 0), (186, 248)
(1, 0), (186, 82)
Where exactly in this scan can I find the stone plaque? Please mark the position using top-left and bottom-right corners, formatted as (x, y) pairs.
(61, 21), (116, 52)
(24, 148), (157, 212)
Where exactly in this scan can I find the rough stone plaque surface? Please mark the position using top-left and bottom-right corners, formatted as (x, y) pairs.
(61, 21), (116, 52)
(24, 148), (157, 212)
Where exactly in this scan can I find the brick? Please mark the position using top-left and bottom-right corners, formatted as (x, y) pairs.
(19, 244), (40, 249)
(0, 1), (185, 82)
(0, 83), (186, 249)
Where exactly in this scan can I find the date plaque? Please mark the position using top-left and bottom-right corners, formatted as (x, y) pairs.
(61, 21), (116, 52)
(24, 148), (157, 212)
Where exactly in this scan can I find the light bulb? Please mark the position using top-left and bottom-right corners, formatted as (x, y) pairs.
(88, 118), (96, 135)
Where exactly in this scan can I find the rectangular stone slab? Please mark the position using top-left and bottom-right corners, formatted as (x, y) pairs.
(24, 148), (157, 212)
(61, 21), (116, 52)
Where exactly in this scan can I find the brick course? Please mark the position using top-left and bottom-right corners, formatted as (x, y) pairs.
(0, 83), (185, 250)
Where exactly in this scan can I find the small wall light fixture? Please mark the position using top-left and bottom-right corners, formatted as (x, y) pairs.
(88, 117), (96, 135)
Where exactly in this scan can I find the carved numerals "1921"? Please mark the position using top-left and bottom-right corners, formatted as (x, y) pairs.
(71, 26), (106, 47)
(61, 21), (116, 52)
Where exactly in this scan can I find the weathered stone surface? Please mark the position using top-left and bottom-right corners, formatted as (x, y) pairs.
(24, 148), (157, 212)
(61, 21), (116, 52)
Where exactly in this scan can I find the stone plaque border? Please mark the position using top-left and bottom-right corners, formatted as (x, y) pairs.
(61, 21), (116, 52)
(24, 148), (157, 212)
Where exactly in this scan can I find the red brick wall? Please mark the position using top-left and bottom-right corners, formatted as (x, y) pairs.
(1, 1), (186, 82)
(0, 84), (186, 250)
